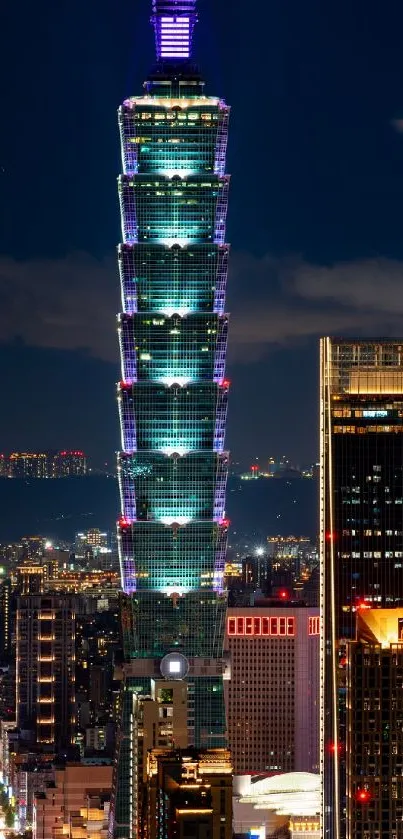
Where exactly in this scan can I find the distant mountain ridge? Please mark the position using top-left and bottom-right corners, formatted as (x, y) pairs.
(0, 476), (317, 542)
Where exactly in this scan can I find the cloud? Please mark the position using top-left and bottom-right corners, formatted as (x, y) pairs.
(228, 254), (403, 361)
(391, 119), (403, 134)
(292, 258), (403, 314)
(0, 253), (117, 362)
(1, 251), (403, 365)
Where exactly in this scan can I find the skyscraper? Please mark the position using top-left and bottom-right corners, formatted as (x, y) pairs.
(320, 338), (403, 839)
(111, 3), (230, 836)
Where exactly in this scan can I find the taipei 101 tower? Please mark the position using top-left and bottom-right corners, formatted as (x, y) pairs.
(110, 2), (231, 835)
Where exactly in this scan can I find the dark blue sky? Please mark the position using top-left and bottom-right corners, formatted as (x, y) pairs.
(1, 0), (403, 468)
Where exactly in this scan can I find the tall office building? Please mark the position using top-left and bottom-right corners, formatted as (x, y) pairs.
(225, 606), (320, 775)
(346, 608), (403, 839)
(16, 594), (76, 748)
(320, 338), (403, 839)
(110, 2), (230, 836)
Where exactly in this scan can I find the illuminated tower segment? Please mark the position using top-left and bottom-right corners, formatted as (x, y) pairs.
(111, 2), (230, 835)
(151, 1), (198, 60)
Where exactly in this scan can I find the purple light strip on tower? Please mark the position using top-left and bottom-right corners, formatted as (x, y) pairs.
(120, 527), (137, 593)
(213, 247), (229, 315)
(213, 388), (228, 453)
(213, 527), (228, 594)
(119, 390), (137, 453)
(213, 457), (228, 521)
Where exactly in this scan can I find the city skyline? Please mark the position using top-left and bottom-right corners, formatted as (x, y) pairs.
(3, 2), (403, 466)
(2, 5), (403, 835)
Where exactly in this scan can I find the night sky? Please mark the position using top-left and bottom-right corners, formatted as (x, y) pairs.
(2, 0), (403, 469)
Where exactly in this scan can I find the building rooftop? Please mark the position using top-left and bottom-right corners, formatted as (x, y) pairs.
(234, 772), (320, 817)
(357, 607), (403, 647)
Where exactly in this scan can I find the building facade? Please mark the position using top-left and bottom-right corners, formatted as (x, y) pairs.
(320, 338), (403, 839)
(110, 2), (231, 837)
(145, 748), (232, 839)
(7, 451), (87, 478)
(16, 594), (76, 748)
(33, 763), (113, 839)
(346, 609), (403, 839)
(225, 606), (320, 775)
(0, 579), (12, 661)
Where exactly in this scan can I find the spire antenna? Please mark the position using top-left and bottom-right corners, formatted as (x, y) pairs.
(151, 1), (198, 62)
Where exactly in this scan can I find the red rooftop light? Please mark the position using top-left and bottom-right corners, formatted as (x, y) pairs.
(357, 600), (371, 611)
(118, 516), (132, 529)
(329, 741), (343, 754)
(356, 789), (371, 803)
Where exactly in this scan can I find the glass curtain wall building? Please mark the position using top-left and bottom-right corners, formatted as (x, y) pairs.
(320, 338), (403, 839)
(110, 3), (231, 837)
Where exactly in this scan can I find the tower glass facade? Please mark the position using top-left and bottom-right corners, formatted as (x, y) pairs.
(346, 609), (403, 839)
(320, 338), (403, 839)
(110, 3), (230, 837)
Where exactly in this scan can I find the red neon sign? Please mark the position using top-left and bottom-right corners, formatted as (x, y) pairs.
(308, 616), (320, 636)
(227, 616), (295, 637)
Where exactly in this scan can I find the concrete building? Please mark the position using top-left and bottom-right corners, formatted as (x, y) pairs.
(85, 726), (107, 752)
(0, 579), (12, 661)
(59, 795), (110, 838)
(17, 564), (46, 595)
(109, 675), (189, 835)
(33, 763), (112, 839)
(16, 594), (76, 748)
(0, 720), (17, 785)
(145, 748), (232, 839)
(225, 606), (320, 774)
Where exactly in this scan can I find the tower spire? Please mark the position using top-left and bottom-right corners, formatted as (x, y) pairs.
(151, 1), (198, 61)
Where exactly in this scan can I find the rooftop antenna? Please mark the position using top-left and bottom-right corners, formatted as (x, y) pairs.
(151, 1), (198, 61)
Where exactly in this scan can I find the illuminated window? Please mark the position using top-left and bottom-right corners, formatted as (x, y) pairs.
(227, 615), (295, 637)
(308, 616), (320, 636)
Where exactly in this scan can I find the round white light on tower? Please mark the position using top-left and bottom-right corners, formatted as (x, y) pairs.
(160, 652), (189, 680)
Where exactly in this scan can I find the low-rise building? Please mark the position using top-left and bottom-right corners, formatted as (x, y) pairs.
(33, 763), (113, 839)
